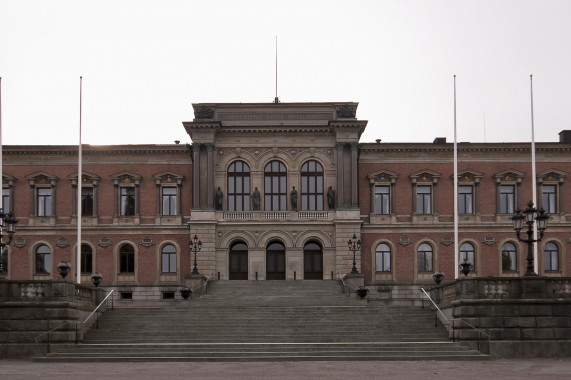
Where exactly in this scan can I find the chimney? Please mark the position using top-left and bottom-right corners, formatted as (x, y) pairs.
(559, 130), (571, 143)
(433, 137), (447, 144)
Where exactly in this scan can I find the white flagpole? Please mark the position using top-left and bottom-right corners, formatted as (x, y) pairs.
(530, 75), (538, 274)
(454, 75), (459, 279)
(0, 77), (3, 210)
(76, 76), (83, 284)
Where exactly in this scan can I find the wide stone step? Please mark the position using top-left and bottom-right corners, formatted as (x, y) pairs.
(39, 342), (488, 362)
(35, 280), (488, 362)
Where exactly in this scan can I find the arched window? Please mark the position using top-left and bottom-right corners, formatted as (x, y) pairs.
(460, 242), (475, 270)
(35, 245), (51, 274)
(228, 161), (251, 211)
(417, 243), (433, 272)
(544, 242), (559, 272)
(161, 244), (177, 273)
(375, 243), (391, 272)
(81, 244), (93, 274)
(501, 242), (517, 272)
(264, 161), (287, 211)
(119, 244), (135, 273)
(301, 160), (324, 211)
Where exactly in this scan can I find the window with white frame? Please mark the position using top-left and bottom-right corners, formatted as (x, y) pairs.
(161, 244), (177, 273)
(501, 242), (517, 272)
(460, 242), (475, 270)
(375, 243), (391, 272)
(301, 160), (324, 211)
(35, 244), (51, 274)
(544, 242), (559, 271)
(228, 160), (251, 211)
(417, 243), (433, 272)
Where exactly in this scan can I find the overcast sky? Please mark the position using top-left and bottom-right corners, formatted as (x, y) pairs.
(1, 0), (570, 146)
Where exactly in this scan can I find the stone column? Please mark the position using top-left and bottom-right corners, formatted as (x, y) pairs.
(206, 143), (215, 209)
(192, 143), (201, 209)
(335, 142), (345, 209)
(113, 183), (118, 217)
(350, 142), (359, 208)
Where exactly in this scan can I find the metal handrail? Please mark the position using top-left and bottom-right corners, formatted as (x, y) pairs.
(200, 270), (214, 296)
(421, 288), (491, 353)
(34, 289), (114, 352)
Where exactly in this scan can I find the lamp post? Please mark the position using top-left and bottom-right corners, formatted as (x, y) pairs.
(348, 233), (361, 274)
(0, 209), (18, 273)
(190, 234), (202, 275)
(511, 200), (549, 276)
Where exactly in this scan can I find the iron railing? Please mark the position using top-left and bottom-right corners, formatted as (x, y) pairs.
(421, 287), (490, 354)
(34, 289), (114, 353)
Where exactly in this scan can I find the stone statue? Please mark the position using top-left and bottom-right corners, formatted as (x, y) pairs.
(290, 186), (298, 211)
(327, 186), (335, 210)
(252, 187), (261, 211)
(215, 187), (223, 210)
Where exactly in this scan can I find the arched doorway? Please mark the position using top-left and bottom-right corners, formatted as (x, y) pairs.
(266, 241), (285, 280)
(304, 242), (323, 280)
(229, 242), (248, 280)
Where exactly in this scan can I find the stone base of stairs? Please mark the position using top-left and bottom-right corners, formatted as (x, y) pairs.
(34, 280), (489, 362)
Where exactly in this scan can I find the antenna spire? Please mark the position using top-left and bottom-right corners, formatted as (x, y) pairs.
(274, 36), (279, 104)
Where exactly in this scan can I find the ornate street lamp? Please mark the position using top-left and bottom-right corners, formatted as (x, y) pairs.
(511, 200), (549, 276)
(348, 233), (361, 274)
(0, 209), (18, 273)
(190, 234), (202, 275)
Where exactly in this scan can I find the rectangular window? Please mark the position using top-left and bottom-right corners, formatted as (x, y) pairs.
(500, 185), (515, 214)
(416, 186), (432, 214)
(81, 251), (93, 274)
(81, 187), (94, 216)
(545, 251), (559, 271)
(375, 252), (391, 272)
(35, 252), (50, 274)
(2, 188), (10, 213)
(162, 187), (177, 216)
(458, 185), (473, 214)
(374, 186), (390, 215)
(120, 252), (135, 273)
(502, 252), (517, 271)
(417, 252), (433, 272)
(161, 252), (177, 273)
(120, 187), (135, 216)
(37, 188), (52, 216)
(542, 185), (557, 214)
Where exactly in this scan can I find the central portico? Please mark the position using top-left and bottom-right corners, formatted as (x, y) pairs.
(183, 102), (367, 280)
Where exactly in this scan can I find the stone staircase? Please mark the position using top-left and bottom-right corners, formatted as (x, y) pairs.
(36, 280), (489, 361)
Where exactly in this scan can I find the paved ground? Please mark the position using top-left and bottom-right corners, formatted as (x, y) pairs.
(0, 359), (570, 379)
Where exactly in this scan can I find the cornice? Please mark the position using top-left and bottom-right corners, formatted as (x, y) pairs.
(359, 143), (571, 154)
(2, 145), (191, 156)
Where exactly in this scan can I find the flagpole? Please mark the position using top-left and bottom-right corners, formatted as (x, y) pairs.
(454, 75), (459, 279)
(76, 76), (83, 284)
(0, 78), (3, 208)
(530, 75), (538, 274)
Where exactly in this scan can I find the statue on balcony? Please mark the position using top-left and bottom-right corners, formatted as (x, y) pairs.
(215, 187), (223, 211)
(290, 186), (298, 211)
(327, 186), (335, 210)
(252, 187), (261, 211)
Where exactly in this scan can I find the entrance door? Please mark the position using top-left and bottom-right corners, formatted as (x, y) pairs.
(229, 242), (248, 280)
(266, 242), (286, 280)
(304, 242), (323, 280)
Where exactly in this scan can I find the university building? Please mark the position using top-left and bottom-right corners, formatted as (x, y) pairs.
(1, 101), (570, 301)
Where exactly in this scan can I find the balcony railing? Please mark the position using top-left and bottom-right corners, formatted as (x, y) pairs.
(221, 211), (331, 221)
